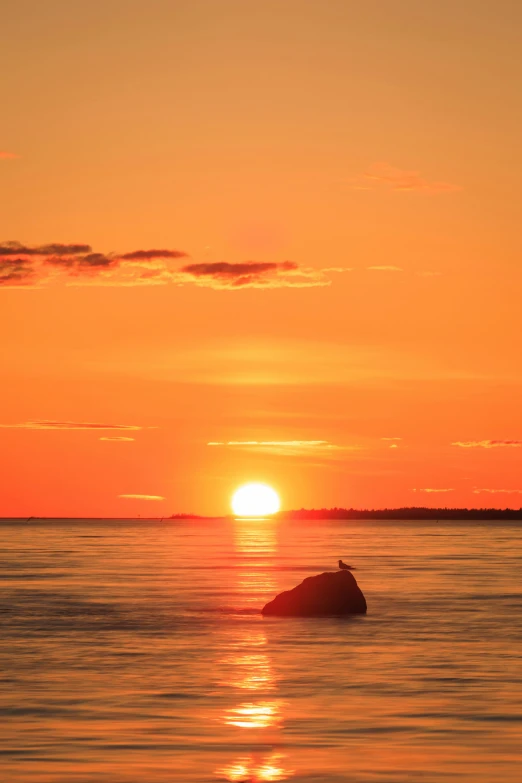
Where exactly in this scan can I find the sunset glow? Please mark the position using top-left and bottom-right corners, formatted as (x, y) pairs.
(2, 3), (522, 515)
(3, 4), (522, 783)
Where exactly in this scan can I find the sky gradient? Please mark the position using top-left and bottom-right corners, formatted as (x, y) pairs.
(2, 0), (522, 516)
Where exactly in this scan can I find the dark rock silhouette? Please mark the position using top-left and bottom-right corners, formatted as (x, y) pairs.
(262, 570), (367, 617)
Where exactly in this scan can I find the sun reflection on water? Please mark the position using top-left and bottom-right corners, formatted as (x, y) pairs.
(223, 651), (274, 691)
(233, 520), (279, 605)
(217, 753), (293, 782)
(215, 518), (294, 781)
(224, 700), (282, 729)
(233, 520), (277, 556)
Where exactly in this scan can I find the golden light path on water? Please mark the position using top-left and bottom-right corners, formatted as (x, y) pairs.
(220, 753), (290, 782)
(222, 633), (275, 693)
(215, 518), (293, 782)
(224, 701), (283, 730)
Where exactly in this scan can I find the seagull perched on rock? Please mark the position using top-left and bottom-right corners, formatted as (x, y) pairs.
(338, 559), (355, 571)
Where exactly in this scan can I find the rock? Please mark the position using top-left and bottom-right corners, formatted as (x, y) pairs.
(262, 570), (367, 617)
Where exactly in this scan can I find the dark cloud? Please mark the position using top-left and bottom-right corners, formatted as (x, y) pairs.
(120, 249), (189, 260)
(45, 252), (117, 270)
(78, 253), (117, 268)
(1, 241), (334, 290)
(39, 243), (92, 256)
(48, 250), (187, 272)
(0, 241), (91, 257)
(43, 255), (75, 267)
(0, 258), (35, 286)
(180, 261), (302, 288)
(1, 241), (190, 284)
(0, 241), (185, 267)
(0, 242), (38, 257)
(183, 261), (298, 278)
(1, 241), (191, 283)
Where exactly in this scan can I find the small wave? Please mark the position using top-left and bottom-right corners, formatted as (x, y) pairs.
(76, 535), (104, 538)
(195, 606), (261, 616)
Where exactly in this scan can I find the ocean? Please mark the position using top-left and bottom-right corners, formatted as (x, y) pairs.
(1, 518), (522, 782)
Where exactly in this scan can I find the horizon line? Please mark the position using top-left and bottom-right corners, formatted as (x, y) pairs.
(2, 505), (522, 522)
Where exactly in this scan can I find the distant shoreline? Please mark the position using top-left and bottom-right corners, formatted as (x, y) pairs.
(279, 507), (522, 520)
(2, 507), (522, 521)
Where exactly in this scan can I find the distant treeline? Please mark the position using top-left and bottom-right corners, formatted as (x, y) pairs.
(278, 507), (522, 520)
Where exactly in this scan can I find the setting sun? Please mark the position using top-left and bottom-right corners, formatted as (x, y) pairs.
(231, 483), (281, 518)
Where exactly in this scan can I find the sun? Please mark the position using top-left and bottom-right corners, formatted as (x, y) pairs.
(231, 483), (280, 518)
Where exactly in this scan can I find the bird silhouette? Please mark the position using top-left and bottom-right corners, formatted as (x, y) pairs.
(338, 559), (355, 570)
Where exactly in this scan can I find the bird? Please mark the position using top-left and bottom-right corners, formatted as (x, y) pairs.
(338, 559), (355, 571)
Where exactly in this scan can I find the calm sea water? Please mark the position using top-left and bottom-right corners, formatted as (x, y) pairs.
(1, 518), (522, 782)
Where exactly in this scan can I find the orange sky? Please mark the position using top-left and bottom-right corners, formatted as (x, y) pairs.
(1, 0), (522, 516)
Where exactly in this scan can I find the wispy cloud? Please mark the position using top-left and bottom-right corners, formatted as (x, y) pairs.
(0, 152), (19, 160)
(208, 440), (358, 456)
(0, 420), (142, 430)
(367, 266), (403, 272)
(100, 436), (135, 442)
(452, 440), (522, 449)
(353, 162), (461, 193)
(413, 488), (455, 493)
(209, 439), (332, 447)
(0, 240), (343, 290)
(119, 494), (165, 501)
(472, 488), (522, 495)
(382, 437), (401, 449)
